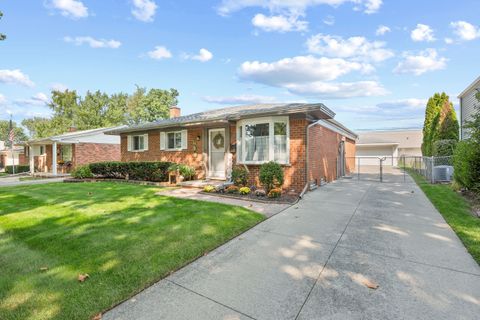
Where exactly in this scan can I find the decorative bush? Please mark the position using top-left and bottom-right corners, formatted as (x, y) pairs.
(71, 165), (94, 179)
(432, 139), (457, 156)
(239, 187), (251, 195)
(226, 185), (239, 193)
(179, 164), (195, 180)
(231, 166), (248, 186)
(89, 161), (172, 182)
(267, 188), (282, 198)
(453, 140), (480, 191)
(203, 185), (216, 193)
(259, 161), (284, 192)
(4, 165), (30, 174)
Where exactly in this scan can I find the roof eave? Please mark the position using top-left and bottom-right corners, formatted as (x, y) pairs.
(458, 76), (480, 98)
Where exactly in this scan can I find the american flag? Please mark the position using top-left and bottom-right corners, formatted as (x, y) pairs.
(8, 119), (14, 143)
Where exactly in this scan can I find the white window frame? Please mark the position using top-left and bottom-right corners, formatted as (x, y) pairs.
(160, 130), (187, 151)
(128, 134), (149, 152)
(236, 116), (290, 165)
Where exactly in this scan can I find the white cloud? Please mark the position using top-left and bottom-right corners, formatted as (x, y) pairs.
(63, 36), (122, 49)
(283, 81), (387, 98)
(450, 21), (480, 41)
(323, 15), (335, 26)
(147, 46), (172, 60)
(184, 48), (213, 62)
(252, 13), (308, 32)
(376, 98), (427, 109)
(394, 49), (447, 76)
(376, 25), (390, 36)
(444, 37), (454, 44)
(217, 0), (383, 16)
(0, 69), (35, 87)
(0, 94), (7, 105)
(15, 93), (50, 106)
(411, 24), (435, 42)
(239, 55), (372, 84)
(131, 0), (157, 22)
(50, 83), (68, 91)
(203, 94), (277, 104)
(238, 55), (385, 98)
(306, 34), (394, 63)
(47, 0), (88, 19)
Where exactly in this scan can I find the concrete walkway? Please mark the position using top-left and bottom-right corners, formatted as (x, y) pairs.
(104, 170), (480, 320)
(0, 176), (65, 187)
(157, 188), (292, 217)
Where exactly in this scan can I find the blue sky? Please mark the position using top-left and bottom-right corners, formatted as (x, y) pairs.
(1, 0), (479, 131)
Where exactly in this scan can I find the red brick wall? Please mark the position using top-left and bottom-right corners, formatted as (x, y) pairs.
(307, 124), (356, 184)
(73, 143), (121, 167)
(121, 128), (206, 179)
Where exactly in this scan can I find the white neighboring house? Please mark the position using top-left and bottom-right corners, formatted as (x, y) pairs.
(458, 76), (480, 140)
(356, 129), (423, 166)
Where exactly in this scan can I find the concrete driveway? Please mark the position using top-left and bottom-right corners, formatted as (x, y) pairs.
(104, 170), (480, 320)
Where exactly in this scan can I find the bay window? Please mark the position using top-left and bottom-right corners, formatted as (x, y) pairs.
(237, 117), (289, 164)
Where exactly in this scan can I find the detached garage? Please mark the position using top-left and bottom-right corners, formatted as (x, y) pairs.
(356, 129), (423, 167)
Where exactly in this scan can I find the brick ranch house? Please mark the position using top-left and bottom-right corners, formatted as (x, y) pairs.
(106, 103), (357, 194)
(26, 127), (121, 175)
(0, 141), (28, 169)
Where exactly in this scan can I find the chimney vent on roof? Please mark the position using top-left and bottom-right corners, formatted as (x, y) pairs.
(170, 106), (181, 118)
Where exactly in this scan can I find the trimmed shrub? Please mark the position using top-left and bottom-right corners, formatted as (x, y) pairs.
(239, 186), (251, 195)
(5, 165), (30, 174)
(231, 166), (248, 186)
(179, 165), (195, 180)
(203, 185), (216, 193)
(255, 189), (266, 197)
(71, 165), (94, 179)
(259, 161), (284, 192)
(226, 185), (239, 193)
(432, 139), (457, 156)
(453, 141), (480, 191)
(89, 161), (172, 182)
(267, 188), (282, 198)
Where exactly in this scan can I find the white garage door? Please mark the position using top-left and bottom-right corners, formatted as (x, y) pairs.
(356, 146), (397, 166)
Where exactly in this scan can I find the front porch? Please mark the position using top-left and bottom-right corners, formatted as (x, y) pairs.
(29, 141), (74, 176)
(178, 179), (227, 188)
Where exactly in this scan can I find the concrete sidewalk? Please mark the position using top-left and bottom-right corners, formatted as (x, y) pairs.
(104, 170), (480, 320)
(0, 176), (65, 187)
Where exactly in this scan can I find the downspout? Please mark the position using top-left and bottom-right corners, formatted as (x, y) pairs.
(300, 120), (319, 198)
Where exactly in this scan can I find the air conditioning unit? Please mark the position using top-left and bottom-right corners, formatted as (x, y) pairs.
(433, 165), (454, 182)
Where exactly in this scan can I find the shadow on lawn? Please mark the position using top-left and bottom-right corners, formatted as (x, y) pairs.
(0, 183), (262, 320)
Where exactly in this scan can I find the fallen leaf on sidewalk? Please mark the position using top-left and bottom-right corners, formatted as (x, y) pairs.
(363, 279), (379, 289)
(92, 313), (102, 320)
(78, 273), (90, 282)
(40, 266), (48, 271)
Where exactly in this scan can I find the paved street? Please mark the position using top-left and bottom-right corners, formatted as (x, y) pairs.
(105, 170), (480, 320)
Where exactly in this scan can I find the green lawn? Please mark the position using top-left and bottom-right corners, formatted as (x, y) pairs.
(0, 172), (9, 177)
(408, 170), (480, 264)
(0, 182), (264, 320)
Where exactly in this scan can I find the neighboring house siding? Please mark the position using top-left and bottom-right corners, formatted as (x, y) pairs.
(460, 87), (479, 139)
(121, 128), (206, 179)
(73, 143), (121, 167)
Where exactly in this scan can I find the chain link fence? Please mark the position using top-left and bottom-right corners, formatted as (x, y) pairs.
(399, 156), (454, 184)
(343, 156), (454, 184)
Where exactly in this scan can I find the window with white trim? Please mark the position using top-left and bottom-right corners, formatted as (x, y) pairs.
(237, 117), (289, 164)
(160, 130), (187, 151)
(128, 134), (149, 152)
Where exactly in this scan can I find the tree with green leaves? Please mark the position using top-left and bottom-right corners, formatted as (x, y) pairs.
(21, 117), (57, 139)
(127, 87), (178, 124)
(0, 11), (6, 41)
(0, 120), (27, 145)
(421, 92), (459, 156)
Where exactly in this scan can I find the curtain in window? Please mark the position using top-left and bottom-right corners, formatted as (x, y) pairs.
(274, 122), (287, 163)
(245, 123), (269, 162)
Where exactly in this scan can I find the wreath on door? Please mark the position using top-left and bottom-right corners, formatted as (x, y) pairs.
(213, 133), (224, 149)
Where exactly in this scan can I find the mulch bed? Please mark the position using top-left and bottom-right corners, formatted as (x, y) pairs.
(199, 191), (298, 204)
(459, 190), (480, 218)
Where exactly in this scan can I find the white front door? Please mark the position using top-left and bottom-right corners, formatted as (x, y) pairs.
(208, 128), (226, 179)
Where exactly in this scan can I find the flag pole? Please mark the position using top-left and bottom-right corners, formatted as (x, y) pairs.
(9, 115), (15, 175)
